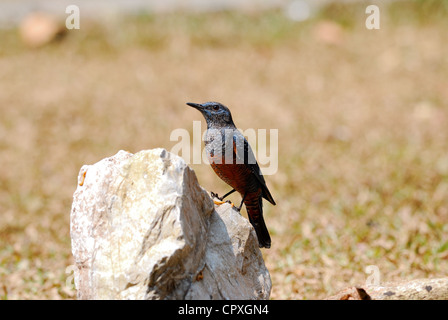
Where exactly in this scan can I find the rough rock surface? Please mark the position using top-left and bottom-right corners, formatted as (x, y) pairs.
(327, 278), (448, 300)
(70, 149), (271, 300)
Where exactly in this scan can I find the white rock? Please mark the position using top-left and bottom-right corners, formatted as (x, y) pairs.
(70, 149), (271, 300)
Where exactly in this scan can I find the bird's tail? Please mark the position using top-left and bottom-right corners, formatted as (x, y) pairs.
(245, 194), (271, 249)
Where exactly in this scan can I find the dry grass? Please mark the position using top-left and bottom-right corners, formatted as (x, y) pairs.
(1, 1), (448, 299)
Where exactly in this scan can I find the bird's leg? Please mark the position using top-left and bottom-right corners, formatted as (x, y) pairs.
(211, 191), (226, 206)
(236, 192), (247, 212)
(211, 189), (235, 201)
(211, 189), (236, 206)
(219, 189), (236, 201)
(211, 191), (219, 199)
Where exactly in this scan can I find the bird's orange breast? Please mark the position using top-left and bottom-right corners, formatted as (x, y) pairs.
(209, 161), (259, 195)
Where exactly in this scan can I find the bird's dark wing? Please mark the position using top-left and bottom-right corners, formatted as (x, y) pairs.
(250, 163), (276, 205)
(232, 132), (276, 206)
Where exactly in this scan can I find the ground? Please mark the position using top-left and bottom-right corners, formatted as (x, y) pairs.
(0, 1), (447, 299)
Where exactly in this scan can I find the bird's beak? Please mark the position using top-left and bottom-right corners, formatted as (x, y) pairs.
(186, 102), (204, 110)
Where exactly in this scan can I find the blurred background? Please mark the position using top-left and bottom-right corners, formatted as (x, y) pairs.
(0, 0), (447, 299)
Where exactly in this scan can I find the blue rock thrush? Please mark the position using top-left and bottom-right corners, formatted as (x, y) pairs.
(187, 101), (276, 248)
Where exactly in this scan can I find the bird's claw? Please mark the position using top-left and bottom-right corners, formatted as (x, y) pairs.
(210, 191), (221, 200)
(214, 199), (235, 206)
(211, 191), (224, 205)
(211, 191), (235, 207)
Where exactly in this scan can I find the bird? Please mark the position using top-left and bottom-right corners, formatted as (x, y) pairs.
(187, 101), (276, 248)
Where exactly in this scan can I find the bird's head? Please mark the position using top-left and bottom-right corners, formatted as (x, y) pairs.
(187, 101), (234, 128)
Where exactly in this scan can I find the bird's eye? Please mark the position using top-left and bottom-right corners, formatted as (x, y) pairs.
(212, 105), (220, 111)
